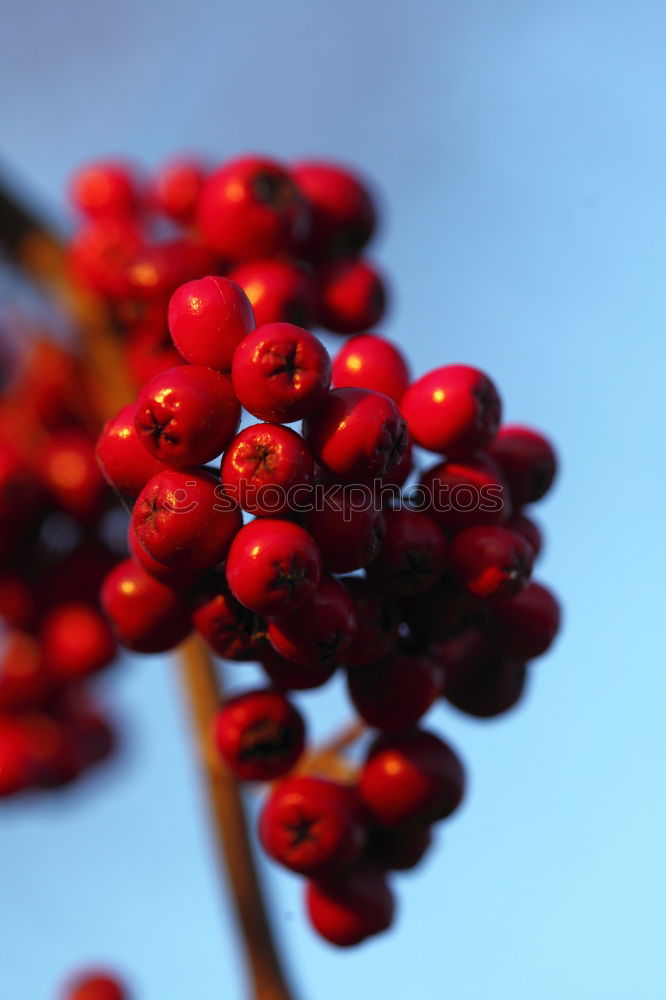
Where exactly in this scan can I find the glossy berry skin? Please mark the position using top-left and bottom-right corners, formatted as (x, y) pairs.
(506, 511), (543, 558)
(259, 775), (366, 876)
(197, 156), (307, 259)
(450, 525), (534, 599)
(366, 824), (432, 872)
(96, 403), (169, 498)
(132, 469), (242, 570)
(419, 454), (510, 532)
(303, 485), (385, 574)
(220, 423), (314, 517)
(70, 161), (137, 219)
(229, 258), (316, 328)
(152, 158), (206, 224)
(317, 257), (386, 334)
(401, 365), (501, 455)
(268, 576), (357, 666)
(41, 603), (116, 683)
(303, 388), (407, 485)
(488, 581), (561, 659)
(332, 334), (410, 404)
(41, 433), (106, 522)
(359, 729), (465, 828)
(347, 653), (441, 733)
(292, 161), (377, 261)
(214, 690), (305, 781)
(445, 649), (528, 719)
(192, 582), (265, 661)
(340, 576), (399, 668)
(64, 971), (128, 1000)
(260, 646), (337, 691)
(168, 275), (255, 372)
(487, 424), (557, 507)
(127, 524), (199, 590)
(231, 322), (331, 423)
(134, 365), (240, 467)
(366, 508), (447, 595)
(101, 559), (191, 653)
(306, 865), (394, 947)
(225, 519), (322, 616)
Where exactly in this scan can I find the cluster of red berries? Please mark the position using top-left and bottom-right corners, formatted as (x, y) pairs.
(85, 153), (560, 947)
(60, 970), (128, 1000)
(0, 339), (120, 800)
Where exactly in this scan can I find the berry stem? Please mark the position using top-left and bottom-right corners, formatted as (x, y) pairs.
(0, 182), (296, 1000)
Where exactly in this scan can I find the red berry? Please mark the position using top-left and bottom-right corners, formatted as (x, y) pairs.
(317, 257), (386, 334)
(197, 156), (307, 259)
(0, 632), (51, 711)
(347, 653), (441, 733)
(0, 717), (33, 797)
(488, 581), (561, 659)
(401, 365), (501, 455)
(400, 581), (488, 649)
(339, 577), (399, 668)
(127, 526), (198, 590)
(168, 276), (255, 372)
(366, 824), (432, 872)
(0, 573), (35, 630)
(450, 525), (534, 599)
(134, 365), (240, 467)
(192, 581), (265, 661)
(332, 334), (410, 404)
(229, 258), (316, 328)
(259, 646), (337, 691)
(68, 217), (142, 299)
(366, 508), (447, 595)
(505, 511), (543, 558)
(152, 158), (206, 224)
(101, 559), (191, 653)
(487, 424), (557, 507)
(70, 161), (138, 219)
(214, 690), (305, 781)
(132, 468), (241, 570)
(444, 648), (528, 718)
(259, 775), (366, 876)
(359, 729), (465, 827)
(418, 453), (510, 532)
(292, 161), (376, 261)
(231, 322), (331, 423)
(41, 603), (116, 683)
(220, 423), (314, 517)
(64, 971), (128, 1000)
(267, 576), (357, 666)
(304, 388), (407, 485)
(96, 403), (169, 498)
(124, 323), (185, 385)
(19, 710), (83, 788)
(225, 519), (322, 616)
(305, 865), (395, 947)
(429, 628), (492, 690)
(122, 239), (215, 303)
(303, 484), (385, 574)
(41, 433), (106, 521)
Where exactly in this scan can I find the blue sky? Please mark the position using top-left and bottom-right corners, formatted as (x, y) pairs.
(1, 2), (665, 998)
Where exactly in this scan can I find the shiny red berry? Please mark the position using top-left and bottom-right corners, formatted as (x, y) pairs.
(64, 971), (128, 1000)
(96, 403), (169, 498)
(0, 718), (33, 797)
(197, 156), (307, 259)
(332, 334), (409, 404)
(444, 647), (528, 718)
(0, 632), (51, 711)
(225, 519), (322, 616)
(317, 257), (386, 334)
(229, 258), (316, 328)
(366, 508), (447, 595)
(41, 433), (106, 521)
(401, 364), (501, 455)
(305, 865), (394, 947)
(152, 158), (206, 224)
(339, 577), (399, 668)
(231, 322), (331, 423)
(41, 603), (116, 683)
(487, 424), (557, 507)
(214, 690), (305, 782)
(132, 469), (241, 570)
(101, 559), (191, 653)
(168, 276), (255, 372)
(292, 161), (376, 261)
(70, 161), (138, 219)
(268, 576), (357, 666)
(450, 524), (534, 599)
(359, 729), (465, 828)
(134, 365), (240, 467)
(418, 453), (510, 532)
(259, 775), (366, 876)
(192, 581), (265, 661)
(304, 388), (407, 485)
(303, 485), (385, 574)
(125, 323), (185, 385)
(366, 824), (432, 872)
(488, 581), (561, 659)
(127, 526), (199, 590)
(347, 653), (441, 733)
(220, 423), (314, 517)
(259, 646), (337, 691)
(505, 511), (543, 558)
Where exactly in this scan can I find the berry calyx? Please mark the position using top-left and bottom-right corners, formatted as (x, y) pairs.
(214, 690), (305, 781)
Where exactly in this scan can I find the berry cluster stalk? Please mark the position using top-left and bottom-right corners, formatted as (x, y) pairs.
(0, 180), (296, 1000)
